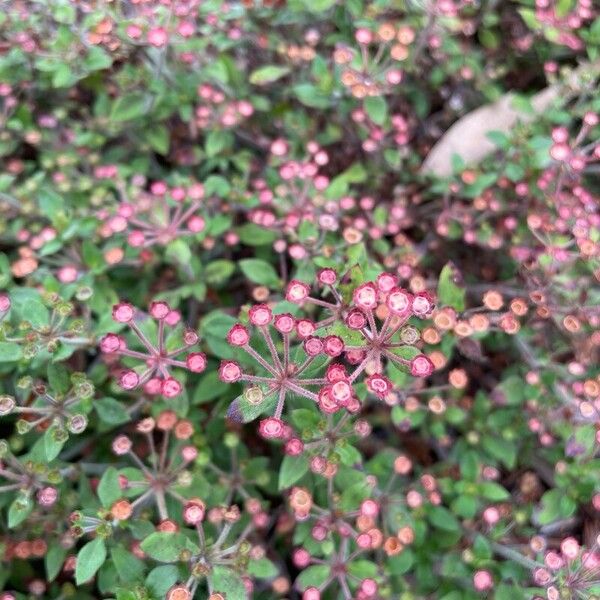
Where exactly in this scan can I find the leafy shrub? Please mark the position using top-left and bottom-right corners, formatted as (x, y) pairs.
(0, 1), (599, 599)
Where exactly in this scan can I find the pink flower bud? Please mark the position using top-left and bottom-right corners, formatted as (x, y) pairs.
(186, 352), (207, 373)
(353, 282), (378, 310)
(227, 324), (250, 346)
(323, 335), (344, 357)
(355, 28), (373, 45)
(303, 588), (320, 600)
(112, 302), (135, 323)
(258, 417), (284, 439)
(285, 438), (304, 456)
(387, 288), (412, 315)
(366, 373), (392, 398)
(410, 355), (434, 377)
(149, 301), (170, 320)
(183, 499), (205, 524)
(274, 313), (295, 334)
(112, 435), (132, 455)
(293, 548), (311, 568)
(286, 280), (310, 302)
(304, 336), (323, 356)
(219, 360), (242, 383)
(326, 363), (347, 383)
(144, 378), (163, 395)
(147, 27), (168, 47)
(119, 370), (139, 390)
(296, 319), (315, 338)
(162, 378), (182, 398)
(473, 570), (493, 591)
(249, 304), (273, 326)
(377, 272), (397, 292)
(187, 215), (205, 233)
(100, 333), (122, 353)
(412, 292), (434, 316)
(317, 268), (337, 285)
(37, 486), (58, 507)
(0, 294), (10, 312)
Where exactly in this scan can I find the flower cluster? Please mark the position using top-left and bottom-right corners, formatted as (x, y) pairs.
(101, 301), (205, 398)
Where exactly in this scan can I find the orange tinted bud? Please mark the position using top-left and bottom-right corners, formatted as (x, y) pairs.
(433, 308), (457, 330)
(398, 526), (415, 544)
(428, 396), (446, 414)
(111, 499), (133, 521)
(583, 380), (600, 397)
(500, 314), (520, 334)
(272, 577), (289, 594)
(367, 528), (383, 548)
(422, 327), (441, 344)
(469, 314), (489, 332)
(562, 315), (580, 333)
(253, 286), (270, 302)
(174, 419), (194, 440)
(397, 26), (415, 44)
(156, 410), (177, 431)
(390, 44), (409, 60)
(157, 519), (179, 532)
(378, 23), (396, 41)
(356, 515), (375, 532)
(167, 586), (191, 600)
(448, 369), (468, 389)
(384, 536), (403, 555)
(509, 298), (528, 316)
(454, 321), (473, 337)
(394, 455), (412, 475)
(289, 487), (312, 515)
(483, 290), (504, 310)
(429, 351), (446, 369)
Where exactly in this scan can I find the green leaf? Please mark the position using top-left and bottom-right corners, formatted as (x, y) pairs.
(145, 565), (179, 598)
(95, 397), (130, 426)
(482, 436), (516, 469)
(97, 467), (121, 507)
(296, 565), (330, 590)
(205, 259), (236, 286)
(209, 566), (246, 600)
(429, 506), (461, 532)
(538, 489), (576, 525)
(437, 263), (465, 311)
(205, 130), (232, 158)
(227, 392), (278, 424)
(145, 125), (170, 155)
(237, 223), (277, 246)
(248, 557), (279, 578)
(479, 482), (510, 501)
(75, 537), (107, 585)
(83, 46), (112, 71)
(239, 259), (280, 287)
(249, 65), (290, 85)
(0, 342), (23, 362)
(110, 93), (148, 122)
(44, 425), (67, 461)
(166, 239), (192, 265)
(47, 363), (71, 395)
(38, 189), (64, 218)
(140, 532), (199, 563)
(364, 96), (387, 126)
(111, 545), (146, 583)
(46, 543), (67, 581)
(278, 454), (309, 490)
(8, 494), (33, 528)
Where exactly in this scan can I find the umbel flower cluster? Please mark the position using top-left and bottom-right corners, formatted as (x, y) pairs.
(221, 270), (434, 439)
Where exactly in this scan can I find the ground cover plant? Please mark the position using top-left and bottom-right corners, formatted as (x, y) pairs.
(0, 0), (599, 599)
